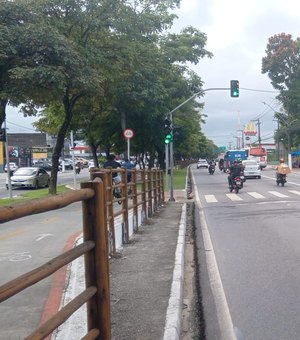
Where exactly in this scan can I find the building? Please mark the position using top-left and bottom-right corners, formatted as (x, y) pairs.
(0, 133), (48, 172)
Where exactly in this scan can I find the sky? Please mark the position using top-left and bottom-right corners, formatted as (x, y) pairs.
(172, 0), (300, 147)
(6, 0), (300, 148)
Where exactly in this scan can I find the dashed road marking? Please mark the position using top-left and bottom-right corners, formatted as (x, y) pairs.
(204, 194), (218, 203)
(288, 190), (300, 196)
(268, 191), (289, 198)
(247, 192), (265, 199)
(226, 193), (243, 201)
(0, 229), (24, 241)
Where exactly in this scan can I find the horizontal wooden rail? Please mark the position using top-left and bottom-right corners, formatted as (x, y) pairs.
(0, 188), (95, 223)
(25, 286), (97, 340)
(0, 241), (95, 302)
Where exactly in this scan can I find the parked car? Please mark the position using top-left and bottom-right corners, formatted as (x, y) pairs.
(6, 167), (50, 189)
(197, 159), (209, 169)
(242, 160), (261, 179)
(4, 162), (18, 173)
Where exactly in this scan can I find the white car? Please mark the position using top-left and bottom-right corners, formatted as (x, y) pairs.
(6, 167), (50, 189)
(197, 159), (209, 169)
(88, 160), (95, 170)
(4, 162), (18, 173)
(242, 160), (261, 179)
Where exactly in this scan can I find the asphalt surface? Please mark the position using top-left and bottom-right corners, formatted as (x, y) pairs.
(50, 189), (187, 340)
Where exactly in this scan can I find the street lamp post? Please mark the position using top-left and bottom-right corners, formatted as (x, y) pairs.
(166, 87), (230, 201)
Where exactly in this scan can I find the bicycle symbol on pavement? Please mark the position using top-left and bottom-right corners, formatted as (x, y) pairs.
(0, 251), (32, 262)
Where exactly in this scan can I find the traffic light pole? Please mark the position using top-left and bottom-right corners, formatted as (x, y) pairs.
(167, 87), (230, 201)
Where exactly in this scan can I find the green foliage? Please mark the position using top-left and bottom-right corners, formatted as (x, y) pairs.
(1, 0), (215, 189)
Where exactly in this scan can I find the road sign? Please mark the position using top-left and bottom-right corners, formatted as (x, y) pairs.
(123, 128), (135, 139)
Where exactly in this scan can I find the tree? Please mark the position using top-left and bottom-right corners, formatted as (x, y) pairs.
(262, 33), (300, 152)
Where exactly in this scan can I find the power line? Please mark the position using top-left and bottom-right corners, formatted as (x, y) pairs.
(6, 120), (37, 132)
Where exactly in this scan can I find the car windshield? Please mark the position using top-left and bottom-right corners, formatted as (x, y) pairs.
(14, 168), (37, 176)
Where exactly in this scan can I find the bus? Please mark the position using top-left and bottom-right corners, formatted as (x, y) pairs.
(223, 150), (248, 171)
(248, 147), (267, 169)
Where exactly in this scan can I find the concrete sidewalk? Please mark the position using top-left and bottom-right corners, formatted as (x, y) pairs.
(52, 190), (187, 340)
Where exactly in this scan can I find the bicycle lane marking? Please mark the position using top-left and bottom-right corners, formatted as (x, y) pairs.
(0, 229), (24, 241)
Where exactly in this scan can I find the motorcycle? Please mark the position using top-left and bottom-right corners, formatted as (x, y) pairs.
(208, 164), (215, 175)
(276, 173), (287, 186)
(229, 176), (242, 193)
(113, 175), (122, 204)
(240, 169), (246, 188)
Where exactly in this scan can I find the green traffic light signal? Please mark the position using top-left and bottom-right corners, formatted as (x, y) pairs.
(165, 133), (172, 144)
(230, 80), (239, 98)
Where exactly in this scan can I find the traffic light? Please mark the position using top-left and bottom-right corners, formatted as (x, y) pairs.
(164, 118), (173, 144)
(0, 128), (6, 142)
(230, 80), (239, 97)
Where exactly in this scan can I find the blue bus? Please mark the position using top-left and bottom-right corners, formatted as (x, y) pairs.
(223, 150), (248, 171)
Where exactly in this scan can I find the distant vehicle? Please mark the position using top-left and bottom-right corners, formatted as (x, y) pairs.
(197, 159), (209, 169)
(248, 147), (267, 170)
(60, 159), (73, 170)
(33, 160), (52, 171)
(223, 150), (248, 171)
(88, 160), (95, 170)
(4, 162), (18, 173)
(75, 157), (89, 167)
(242, 160), (261, 179)
(6, 167), (50, 189)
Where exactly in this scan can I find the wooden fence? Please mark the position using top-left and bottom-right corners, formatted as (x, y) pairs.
(0, 168), (164, 339)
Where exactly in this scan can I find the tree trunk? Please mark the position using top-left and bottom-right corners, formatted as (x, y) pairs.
(0, 99), (8, 128)
(49, 95), (73, 194)
(90, 143), (99, 167)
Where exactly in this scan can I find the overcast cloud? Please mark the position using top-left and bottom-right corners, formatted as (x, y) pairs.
(173, 0), (300, 147)
(7, 0), (300, 148)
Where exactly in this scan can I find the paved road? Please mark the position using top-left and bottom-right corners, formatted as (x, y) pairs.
(192, 166), (300, 340)
(0, 203), (82, 339)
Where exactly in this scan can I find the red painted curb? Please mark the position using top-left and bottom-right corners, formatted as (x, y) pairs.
(39, 231), (82, 339)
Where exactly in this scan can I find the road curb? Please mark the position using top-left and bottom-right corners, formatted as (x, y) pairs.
(163, 202), (187, 340)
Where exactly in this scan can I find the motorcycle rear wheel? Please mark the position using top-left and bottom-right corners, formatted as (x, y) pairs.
(235, 187), (239, 194)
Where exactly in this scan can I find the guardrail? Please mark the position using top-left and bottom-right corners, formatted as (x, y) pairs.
(0, 168), (164, 339)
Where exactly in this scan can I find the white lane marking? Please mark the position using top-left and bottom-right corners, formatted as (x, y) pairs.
(204, 194), (218, 203)
(288, 190), (300, 196)
(247, 192), (265, 199)
(36, 233), (54, 241)
(226, 193), (243, 201)
(268, 191), (289, 198)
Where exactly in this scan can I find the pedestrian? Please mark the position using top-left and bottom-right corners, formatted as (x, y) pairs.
(122, 158), (135, 183)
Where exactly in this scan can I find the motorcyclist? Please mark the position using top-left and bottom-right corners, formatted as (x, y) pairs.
(103, 154), (122, 183)
(208, 160), (216, 173)
(218, 158), (224, 171)
(228, 160), (242, 188)
(275, 158), (291, 180)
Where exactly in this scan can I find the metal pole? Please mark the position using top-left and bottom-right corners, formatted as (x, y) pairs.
(127, 139), (130, 160)
(169, 137), (175, 202)
(70, 130), (76, 189)
(165, 142), (169, 190)
(4, 120), (12, 198)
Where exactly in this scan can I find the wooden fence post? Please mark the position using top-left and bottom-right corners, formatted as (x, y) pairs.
(81, 181), (111, 340)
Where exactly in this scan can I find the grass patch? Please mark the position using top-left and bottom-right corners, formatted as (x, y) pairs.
(163, 168), (187, 190)
(0, 185), (72, 207)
